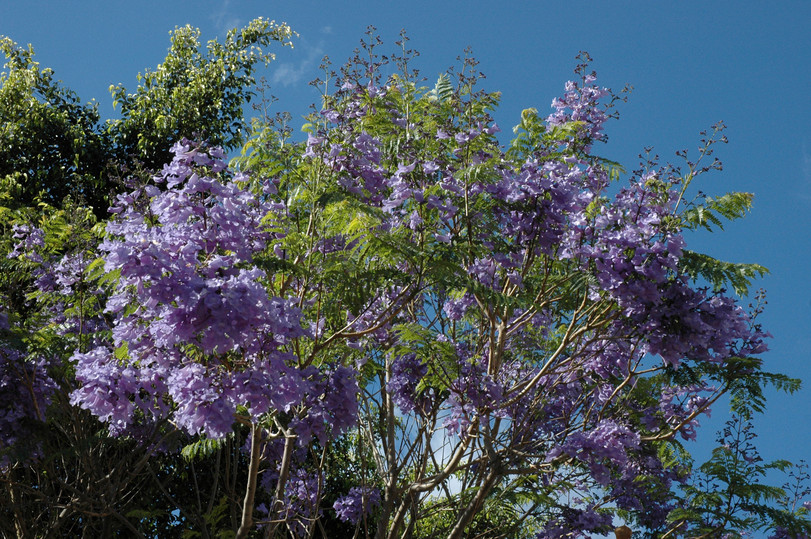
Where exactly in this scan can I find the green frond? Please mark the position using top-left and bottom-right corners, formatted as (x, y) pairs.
(180, 437), (227, 462)
(428, 73), (453, 104)
(682, 192), (754, 232)
(680, 249), (768, 296)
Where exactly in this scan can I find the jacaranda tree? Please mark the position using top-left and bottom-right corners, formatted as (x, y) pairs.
(2, 26), (810, 538)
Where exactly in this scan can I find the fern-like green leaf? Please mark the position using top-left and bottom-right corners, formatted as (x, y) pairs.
(682, 192), (754, 232)
(680, 250), (768, 296)
(181, 437), (226, 462)
(428, 73), (452, 103)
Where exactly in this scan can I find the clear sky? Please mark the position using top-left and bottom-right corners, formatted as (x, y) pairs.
(2, 0), (810, 495)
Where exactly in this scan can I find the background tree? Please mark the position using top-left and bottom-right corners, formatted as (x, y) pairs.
(0, 37), (108, 212)
(106, 17), (295, 171)
(1, 18), (294, 214)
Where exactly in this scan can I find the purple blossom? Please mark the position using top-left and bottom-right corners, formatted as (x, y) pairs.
(387, 353), (427, 415)
(333, 486), (381, 524)
(8, 224), (45, 261)
(1, 347), (56, 467)
(282, 469), (323, 537)
(658, 384), (715, 440)
(549, 419), (640, 486)
(546, 73), (610, 151)
(536, 506), (612, 539)
(69, 142), (337, 439)
(443, 293), (475, 321)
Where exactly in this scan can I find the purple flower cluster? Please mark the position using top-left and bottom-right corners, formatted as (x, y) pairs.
(8, 224), (45, 262)
(536, 505), (612, 539)
(549, 419), (640, 486)
(0, 346), (56, 467)
(386, 353), (427, 415)
(333, 486), (381, 524)
(563, 176), (682, 299)
(257, 460), (323, 537)
(546, 71), (610, 151)
(657, 384), (716, 440)
(281, 469), (322, 537)
(443, 353), (505, 437)
(608, 454), (682, 528)
(770, 528), (810, 539)
(442, 293), (476, 321)
(70, 141), (358, 440)
(290, 364), (359, 445)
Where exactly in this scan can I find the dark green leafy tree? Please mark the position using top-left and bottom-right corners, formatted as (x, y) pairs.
(106, 17), (295, 170)
(2, 17), (294, 215)
(0, 37), (108, 212)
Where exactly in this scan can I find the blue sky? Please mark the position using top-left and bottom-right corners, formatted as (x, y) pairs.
(2, 0), (810, 493)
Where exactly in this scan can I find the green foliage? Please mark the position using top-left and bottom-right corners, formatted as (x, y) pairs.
(669, 415), (811, 538)
(427, 72), (453, 103)
(107, 18), (295, 170)
(680, 250), (768, 296)
(4, 200), (105, 356)
(413, 475), (543, 539)
(182, 436), (229, 462)
(682, 192), (755, 232)
(677, 190), (768, 296)
(724, 355), (801, 419)
(0, 36), (108, 212)
(2, 18), (295, 217)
